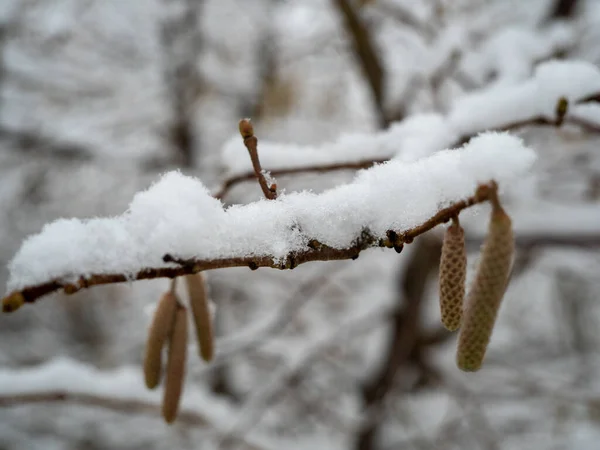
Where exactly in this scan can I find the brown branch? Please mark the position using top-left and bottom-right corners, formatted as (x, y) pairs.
(239, 119), (277, 200)
(332, 0), (387, 128)
(2, 184), (493, 311)
(214, 158), (387, 199)
(547, 0), (580, 19)
(0, 391), (266, 450)
(0, 391), (206, 424)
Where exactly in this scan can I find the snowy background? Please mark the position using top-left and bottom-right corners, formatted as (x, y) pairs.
(1, 0), (600, 449)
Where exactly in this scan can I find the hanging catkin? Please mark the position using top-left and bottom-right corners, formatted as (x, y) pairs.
(162, 304), (188, 424)
(185, 273), (214, 362)
(144, 291), (177, 389)
(456, 197), (514, 372)
(439, 217), (467, 331)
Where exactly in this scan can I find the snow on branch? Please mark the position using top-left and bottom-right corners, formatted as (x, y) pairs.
(2, 132), (536, 312)
(216, 60), (600, 199)
(0, 358), (268, 450)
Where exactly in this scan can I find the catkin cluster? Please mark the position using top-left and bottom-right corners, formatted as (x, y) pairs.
(437, 189), (514, 372)
(143, 272), (215, 423)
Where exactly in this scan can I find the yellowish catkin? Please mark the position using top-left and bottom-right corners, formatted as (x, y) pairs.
(439, 218), (467, 331)
(162, 304), (188, 424)
(456, 200), (514, 372)
(143, 291), (177, 390)
(185, 273), (214, 362)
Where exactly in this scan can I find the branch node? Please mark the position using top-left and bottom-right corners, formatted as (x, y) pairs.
(64, 284), (79, 295)
(2, 291), (24, 313)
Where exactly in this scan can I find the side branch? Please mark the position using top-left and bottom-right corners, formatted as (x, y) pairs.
(0, 392), (266, 450)
(216, 100), (600, 199)
(214, 158), (388, 200)
(239, 119), (277, 200)
(2, 184), (494, 310)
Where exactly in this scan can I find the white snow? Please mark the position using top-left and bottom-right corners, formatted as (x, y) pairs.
(6, 132), (536, 292)
(219, 60), (600, 178)
(448, 60), (600, 136)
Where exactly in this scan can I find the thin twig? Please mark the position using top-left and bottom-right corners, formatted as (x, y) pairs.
(2, 183), (494, 310)
(214, 158), (387, 199)
(239, 119), (277, 200)
(215, 101), (600, 199)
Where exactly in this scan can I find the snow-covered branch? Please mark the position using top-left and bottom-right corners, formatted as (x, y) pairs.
(216, 60), (600, 199)
(2, 132), (535, 312)
(0, 358), (268, 450)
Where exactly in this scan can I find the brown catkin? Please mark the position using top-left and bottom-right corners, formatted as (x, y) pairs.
(162, 304), (188, 424)
(144, 291), (178, 389)
(456, 200), (514, 372)
(439, 219), (467, 331)
(185, 273), (214, 362)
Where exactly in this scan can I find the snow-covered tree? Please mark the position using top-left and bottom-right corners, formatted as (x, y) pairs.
(1, 1), (600, 449)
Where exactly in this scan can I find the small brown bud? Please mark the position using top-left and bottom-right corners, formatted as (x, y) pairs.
(144, 291), (177, 390)
(456, 200), (514, 372)
(238, 118), (254, 139)
(63, 284), (78, 295)
(184, 273), (214, 362)
(439, 219), (467, 331)
(162, 304), (188, 424)
(2, 291), (25, 313)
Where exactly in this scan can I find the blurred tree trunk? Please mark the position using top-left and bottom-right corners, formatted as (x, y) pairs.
(355, 238), (442, 450)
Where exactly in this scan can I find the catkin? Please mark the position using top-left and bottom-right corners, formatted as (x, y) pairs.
(185, 273), (214, 362)
(456, 200), (514, 372)
(144, 291), (177, 390)
(162, 304), (188, 424)
(439, 219), (467, 331)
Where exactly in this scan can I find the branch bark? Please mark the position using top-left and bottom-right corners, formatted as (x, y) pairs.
(2, 185), (493, 311)
(548, 0), (580, 19)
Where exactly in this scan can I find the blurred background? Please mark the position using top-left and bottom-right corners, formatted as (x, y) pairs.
(0, 0), (600, 449)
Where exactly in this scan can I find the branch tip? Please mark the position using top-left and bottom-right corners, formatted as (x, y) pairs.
(2, 291), (24, 313)
(238, 118), (254, 139)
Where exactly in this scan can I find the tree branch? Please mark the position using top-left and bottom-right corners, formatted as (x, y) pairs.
(214, 158), (387, 200)
(332, 0), (387, 128)
(0, 391), (267, 450)
(239, 119), (277, 199)
(2, 184), (494, 311)
(214, 98), (600, 200)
